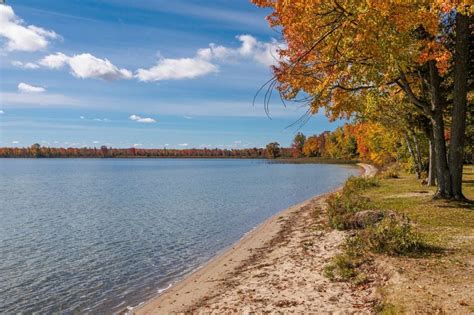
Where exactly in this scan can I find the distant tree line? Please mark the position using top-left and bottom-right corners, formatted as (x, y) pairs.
(0, 143), (294, 159)
(291, 123), (473, 173)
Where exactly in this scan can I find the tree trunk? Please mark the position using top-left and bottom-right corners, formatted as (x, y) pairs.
(429, 61), (452, 198)
(427, 130), (437, 186)
(431, 112), (452, 197)
(449, 13), (470, 200)
(412, 133), (424, 172)
(405, 133), (421, 179)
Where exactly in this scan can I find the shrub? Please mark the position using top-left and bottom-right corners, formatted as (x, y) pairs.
(324, 236), (367, 283)
(380, 166), (400, 179)
(327, 176), (377, 230)
(343, 176), (379, 194)
(323, 253), (360, 281)
(363, 216), (426, 256)
(327, 192), (369, 230)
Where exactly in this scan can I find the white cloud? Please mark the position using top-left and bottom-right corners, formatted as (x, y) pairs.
(136, 57), (217, 82)
(236, 35), (283, 67)
(197, 44), (232, 61)
(11, 61), (40, 69)
(12, 140), (19, 144)
(39, 52), (132, 80)
(0, 5), (58, 52)
(178, 143), (189, 147)
(80, 116), (85, 119)
(196, 35), (283, 66)
(132, 143), (142, 147)
(129, 114), (156, 123)
(92, 140), (100, 144)
(93, 118), (110, 122)
(39, 52), (70, 69)
(237, 35), (258, 56)
(136, 35), (283, 82)
(0, 110), (4, 114)
(18, 82), (46, 93)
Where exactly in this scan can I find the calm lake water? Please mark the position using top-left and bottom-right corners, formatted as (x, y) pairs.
(0, 159), (359, 313)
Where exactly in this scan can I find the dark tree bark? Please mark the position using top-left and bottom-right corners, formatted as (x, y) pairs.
(412, 133), (424, 172)
(449, 13), (471, 200)
(405, 132), (422, 179)
(427, 130), (437, 186)
(429, 61), (452, 198)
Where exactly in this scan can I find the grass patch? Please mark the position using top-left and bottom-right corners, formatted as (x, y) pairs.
(335, 165), (474, 313)
(380, 165), (400, 179)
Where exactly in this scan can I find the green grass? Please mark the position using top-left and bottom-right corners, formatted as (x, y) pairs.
(324, 165), (474, 298)
(364, 165), (474, 249)
(360, 165), (474, 313)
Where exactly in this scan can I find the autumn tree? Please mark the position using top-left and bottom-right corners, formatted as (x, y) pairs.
(291, 132), (306, 157)
(252, 0), (473, 199)
(266, 142), (281, 159)
(302, 135), (321, 157)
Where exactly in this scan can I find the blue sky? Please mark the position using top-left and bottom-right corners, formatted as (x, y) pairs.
(0, 0), (343, 149)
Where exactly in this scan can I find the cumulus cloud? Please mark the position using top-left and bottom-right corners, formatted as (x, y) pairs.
(136, 57), (217, 82)
(178, 143), (189, 147)
(18, 82), (46, 93)
(0, 5), (58, 52)
(197, 35), (283, 66)
(136, 35), (283, 82)
(129, 114), (156, 123)
(39, 52), (133, 80)
(236, 35), (283, 66)
(39, 52), (70, 69)
(0, 110), (4, 114)
(11, 60), (40, 69)
(12, 140), (19, 144)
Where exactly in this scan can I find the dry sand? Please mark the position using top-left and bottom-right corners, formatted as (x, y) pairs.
(133, 163), (378, 314)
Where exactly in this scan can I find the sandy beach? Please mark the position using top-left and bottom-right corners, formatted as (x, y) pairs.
(133, 163), (378, 314)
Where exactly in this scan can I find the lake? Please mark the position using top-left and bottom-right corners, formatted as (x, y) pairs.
(0, 159), (359, 313)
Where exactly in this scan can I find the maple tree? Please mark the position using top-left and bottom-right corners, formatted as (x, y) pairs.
(252, 0), (473, 200)
(291, 132), (306, 157)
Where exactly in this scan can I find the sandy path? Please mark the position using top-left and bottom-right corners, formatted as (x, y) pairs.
(133, 163), (377, 314)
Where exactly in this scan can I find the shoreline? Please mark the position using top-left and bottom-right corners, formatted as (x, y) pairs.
(131, 163), (376, 314)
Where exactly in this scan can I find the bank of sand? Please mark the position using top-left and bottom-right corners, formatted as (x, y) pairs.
(133, 163), (378, 314)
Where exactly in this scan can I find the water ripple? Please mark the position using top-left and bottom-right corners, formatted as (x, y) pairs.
(0, 159), (358, 313)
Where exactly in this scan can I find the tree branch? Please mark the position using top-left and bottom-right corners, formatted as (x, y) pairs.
(396, 72), (430, 113)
